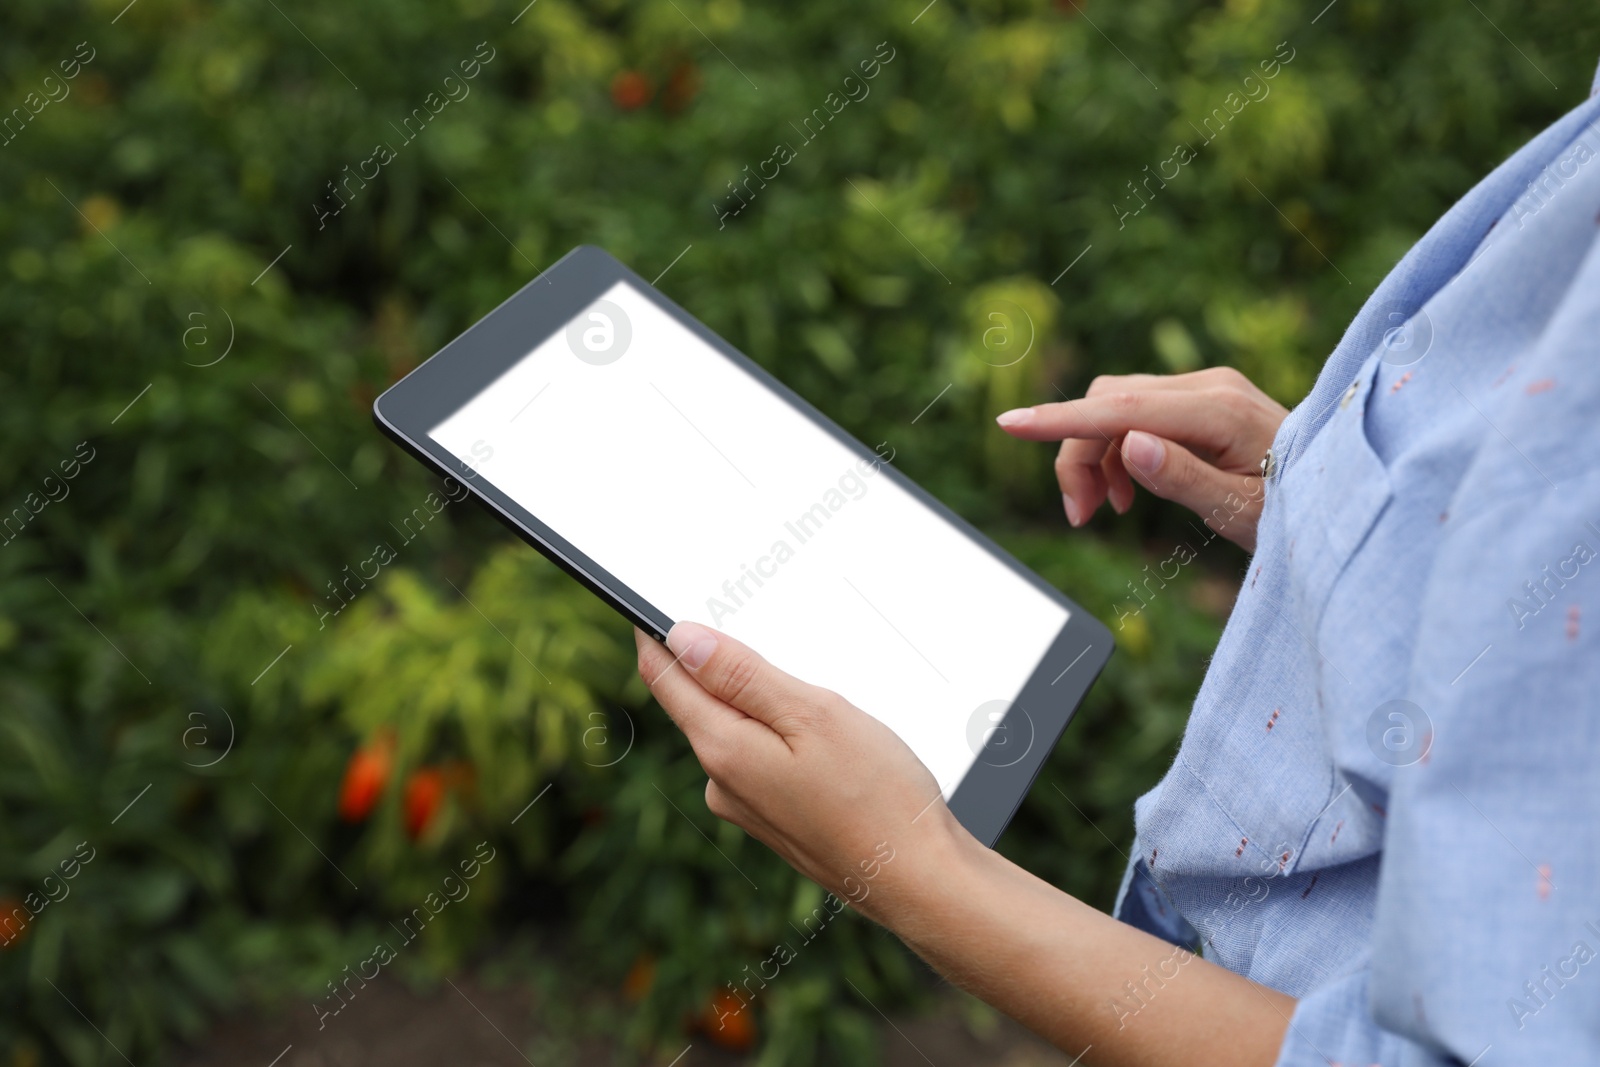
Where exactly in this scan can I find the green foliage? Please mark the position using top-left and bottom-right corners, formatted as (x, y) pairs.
(2, 0), (1597, 1063)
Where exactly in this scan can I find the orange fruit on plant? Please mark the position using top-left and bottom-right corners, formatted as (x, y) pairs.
(700, 988), (756, 1051)
(0, 897), (29, 949)
(403, 766), (447, 840)
(610, 70), (652, 111)
(338, 733), (394, 823)
(622, 953), (656, 1002)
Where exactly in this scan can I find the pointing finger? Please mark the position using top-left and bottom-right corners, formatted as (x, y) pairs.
(996, 392), (1234, 454)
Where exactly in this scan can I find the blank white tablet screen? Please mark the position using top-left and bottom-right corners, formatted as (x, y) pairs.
(430, 281), (1069, 796)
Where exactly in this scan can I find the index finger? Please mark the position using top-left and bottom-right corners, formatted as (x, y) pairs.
(995, 391), (1232, 452)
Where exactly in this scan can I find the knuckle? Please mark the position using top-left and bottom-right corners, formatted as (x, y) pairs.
(713, 653), (763, 707)
(1206, 385), (1243, 414)
(1104, 391), (1141, 417)
(1087, 374), (1117, 396)
(1192, 365), (1242, 391)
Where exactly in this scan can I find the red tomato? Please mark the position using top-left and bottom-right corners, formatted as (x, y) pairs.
(610, 70), (653, 111)
(403, 767), (447, 840)
(701, 988), (757, 1051)
(338, 738), (393, 823)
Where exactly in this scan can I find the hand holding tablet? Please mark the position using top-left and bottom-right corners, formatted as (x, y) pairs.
(374, 246), (1111, 845)
(633, 620), (961, 923)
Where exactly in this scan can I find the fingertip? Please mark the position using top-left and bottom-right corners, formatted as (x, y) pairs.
(666, 621), (720, 671)
(1062, 494), (1082, 527)
(995, 408), (1034, 429)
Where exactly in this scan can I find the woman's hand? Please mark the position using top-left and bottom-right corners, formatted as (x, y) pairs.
(636, 620), (1299, 1067)
(634, 622), (968, 927)
(995, 367), (1288, 552)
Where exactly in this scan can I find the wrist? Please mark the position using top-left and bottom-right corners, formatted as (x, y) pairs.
(864, 805), (992, 938)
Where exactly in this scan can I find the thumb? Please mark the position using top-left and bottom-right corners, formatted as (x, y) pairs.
(1121, 430), (1263, 540)
(665, 621), (827, 735)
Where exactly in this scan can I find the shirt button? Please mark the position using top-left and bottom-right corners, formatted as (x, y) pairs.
(1340, 381), (1360, 409)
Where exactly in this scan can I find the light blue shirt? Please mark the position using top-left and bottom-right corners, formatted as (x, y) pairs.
(1113, 64), (1600, 1066)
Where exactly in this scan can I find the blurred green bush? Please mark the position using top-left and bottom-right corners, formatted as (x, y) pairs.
(1, 0), (1596, 1063)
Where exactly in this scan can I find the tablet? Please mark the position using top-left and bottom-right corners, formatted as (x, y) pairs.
(373, 245), (1111, 846)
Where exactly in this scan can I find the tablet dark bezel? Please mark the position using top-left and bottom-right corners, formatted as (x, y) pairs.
(373, 244), (1113, 848)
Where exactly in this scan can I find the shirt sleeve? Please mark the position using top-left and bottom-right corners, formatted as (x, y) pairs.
(1276, 255), (1600, 1065)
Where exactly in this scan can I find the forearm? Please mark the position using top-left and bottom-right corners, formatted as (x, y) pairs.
(882, 823), (1296, 1067)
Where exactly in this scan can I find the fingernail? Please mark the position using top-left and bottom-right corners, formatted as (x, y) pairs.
(1063, 494), (1081, 527)
(995, 408), (1034, 428)
(1124, 430), (1165, 475)
(1111, 488), (1131, 515)
(666, 622), (718, 670)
